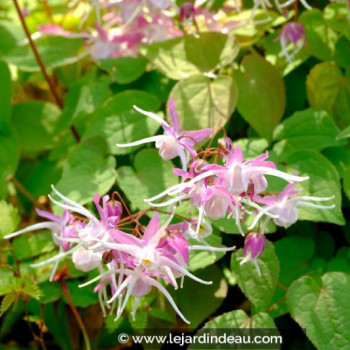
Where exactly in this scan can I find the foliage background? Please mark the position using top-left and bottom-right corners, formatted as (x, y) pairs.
(0, 0), (350, 349)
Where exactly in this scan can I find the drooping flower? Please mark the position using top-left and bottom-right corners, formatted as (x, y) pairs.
(251, 183), (335, 229)
(145, 144), (309, 235)
(238, 232), (266, 275)
(180, 2), (195, 23)
(275, 22), (306, 62)
(81, 212), (234, 323)
(116, 99), (213, 169)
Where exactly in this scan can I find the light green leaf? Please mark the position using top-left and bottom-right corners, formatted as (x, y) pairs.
(0, 293), (16, 317)
(273, 108), (345, 157)
(140, 32), (238, 80)
(56, 76), (111, 133)
(337, 124), (350, 140)
(169, 74), (237, 130)
(231, 241), (280, 312)
(0, 201), (20, 238)
(116, 149), (177, 210)
(288, 272), (350, 350)
(286, 150), (344, 225)
(97, 56), (147, 84)
(192, 310), (279, 350)
(3, 36), (84, 72)
(55, 137), (117, 205)
(233, 54), (286, 140)
(306, 61), (350, 128)
(234, 138), (269, 158)
(324, 3), (350, 40)
(300, 9), (338, 61)
(83, 90), (160, 155)
(12, 101), (61, 153)
(201, 309), (276, 328)
(13, 232), (56, 259)
(0, 21), (24, 57)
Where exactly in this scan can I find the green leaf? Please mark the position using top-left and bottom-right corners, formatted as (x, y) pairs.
(169, 74), (237, 129)
(288, 272), (350, 350)
(0, 60), (19, 198)
(286, 150), (344, 225)
(21, 157), (62, 197)
(300, 9), (338, 61)
(13, 231), (56, 259)
(97, 56), (147, 84)
(343, 165), (350, 202)
(3, 36), (84, 72)
(0, 201), (20, 238)
(55, 137), (117, 205)
(12, 101), (61, 153)
(0, 61), (11, 132)
(231, 241), (280, 312)
(37, 281), (62, 304)
(201, 309), (276, 328)
(176, 264), (227, 329)
(337, 124), (350, 140)
(44, 302), (73, 350)
(188, 228), (226, 271)
(0, 21), (24, 57)
(234, 138), (269, 158)
(324, 3), (350, 40)
(83, 90), (160, 155)
(57, 76), (111, 133)
(273, 108), (344, 158)
(306, 61), (350, 128)
(140, 32), (238, 80)
(233, 54), (286, 140)
(63, 279), (98, 308)
(269, 235), (315, 318)
(116, 149), (177, 210)
(0, 293), (16, 317)
(0, 132), (19, 197)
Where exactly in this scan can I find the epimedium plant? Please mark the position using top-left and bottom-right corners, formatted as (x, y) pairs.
(0, 0), (349, 349)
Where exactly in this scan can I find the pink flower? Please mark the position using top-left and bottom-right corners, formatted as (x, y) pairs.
(238, 232), (266, 275)
(252, 183), (335, 229)
(116, 99), (213, 170)
(275, 22), (306, 62)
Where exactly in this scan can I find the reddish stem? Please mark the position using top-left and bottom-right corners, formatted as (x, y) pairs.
(12, 0), (80, 143)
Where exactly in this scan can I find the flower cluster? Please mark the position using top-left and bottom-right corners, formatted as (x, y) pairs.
(5, 100), (334, 323)
(31, 0), (309, 62)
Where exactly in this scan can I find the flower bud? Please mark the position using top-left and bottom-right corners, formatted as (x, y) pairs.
(105, 200), (122, 227)
(204, 192), (230, 220)
(218, 136), (233, 157)
(180, 2), (195, 23)
(156, 135), (181, 160)
(243, 232), (266, 260)
(72, 248), (100, 272)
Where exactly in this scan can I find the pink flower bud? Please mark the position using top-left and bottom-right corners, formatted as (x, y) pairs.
(180, 2), (195, 23)
(243, 232), (266, 260)
(156, 135), (181, 160)
(204, 191), (231, 220)
(72, 248), (101, 272)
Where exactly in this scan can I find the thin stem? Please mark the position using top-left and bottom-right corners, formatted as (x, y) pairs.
(61, 279), (91, 350)
(12, 0), (80, 143)
(7, 175), (45, 209)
